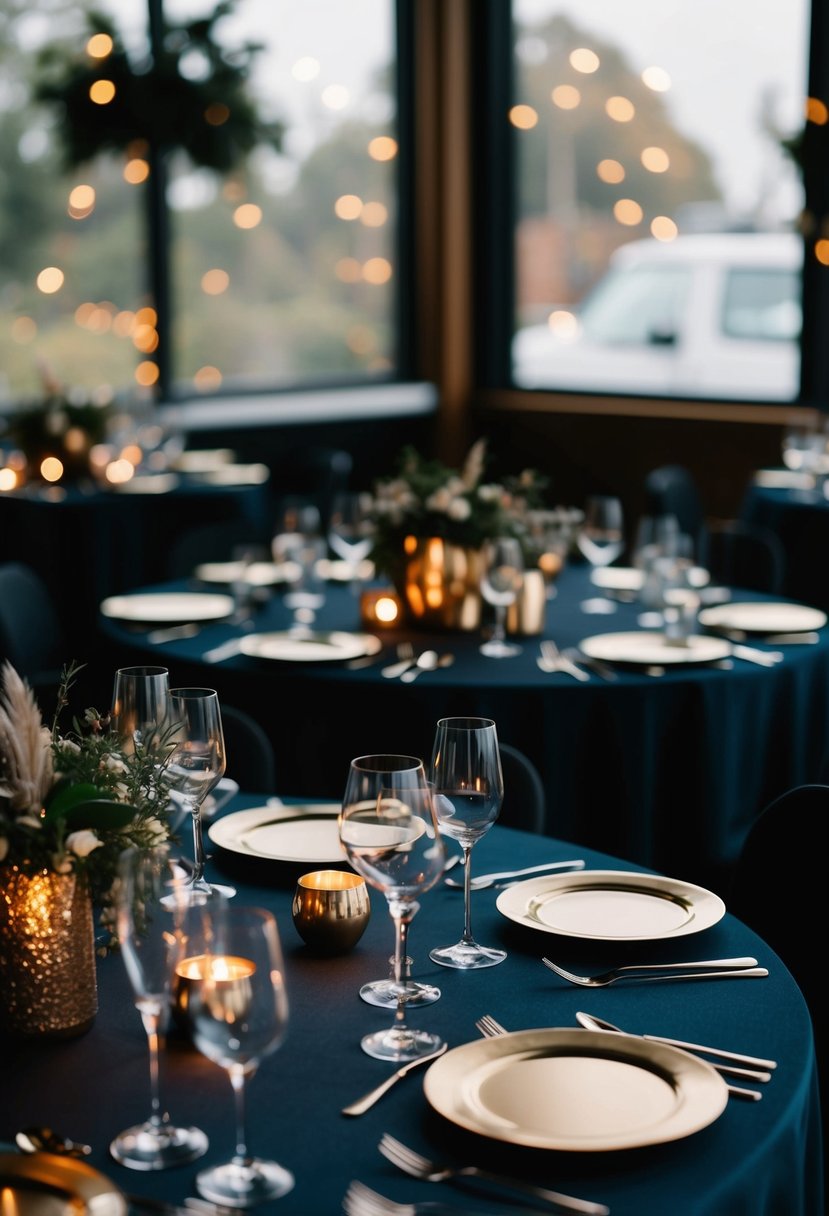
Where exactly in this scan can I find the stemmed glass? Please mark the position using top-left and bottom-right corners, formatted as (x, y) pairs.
(429, 717), (506, 969)
(340, 755), (446, 1061)
(110, 666), (170, 756)
(577, 495), (625, 614)
(272, 500), (326, 632)
(479, 537), (524, 657)
(110, 845), (208, 1171)
(327, 491), (375, 590)
(165, 688), (235, 902)
(188, 903), (294, 1207)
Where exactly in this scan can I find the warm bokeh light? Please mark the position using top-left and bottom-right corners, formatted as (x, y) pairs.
(815, 239), (829, 266)
(87, 306), (113, 333)
(89, 79), (116, 105)
(135, 361), (159, 387)
(551, 85), (581, 110)
(201, 269), (230, 295)
(597, 158), (625, 184)
(126, 139), (149, 160)
(87, 33), (113, 59)
(36, 267), (64, 294)
(570, 48), (600, 74)
(64, 427), (87, 454)
(113, 310), (136, 337)
(368, 136), (397, 161)
(509, 104), (538, 130)
(360, 201), (388, 228)
(68, 184), (95, 219)
(335, 194), (362, 220)
(233, 203), (262, 229)
(124, 158), (150, 184)
(11, 316), (37, 343)
(222, 179), (246, 202)
(806, 97), (829, 125)
(321, 84), (350, 110)
(292, 56), (320, 82)
(135, 306), (157, 327)
(651, 216), (679, 241)
(75, 302), (96, 326)
(133, 324), (159, 353)
(121, 444), (143, 465)
(374, 596), (399, 623)
(547, 310), (579, 340)
(614, 198), (644, 225)
(194, 365), (223, 390)
(105, 459), (134, 484)
(606, 96), (635, 122)
(642, 66), (671, 92)
(205, 103), (230, 126)
(641, 146), (670, 173)
(0, 468), (18, 492)
(335, 257), (362, 282)
(362, 257), (392, 285)
(346, 325), (375, 355)
(40, 457), (64, 483)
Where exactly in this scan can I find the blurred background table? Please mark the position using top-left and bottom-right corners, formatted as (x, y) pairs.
(740, 476), (829, 611)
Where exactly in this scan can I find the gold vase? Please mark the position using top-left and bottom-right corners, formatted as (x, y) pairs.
(0, 866), (98, 1039)
(394, 536), (483, 631)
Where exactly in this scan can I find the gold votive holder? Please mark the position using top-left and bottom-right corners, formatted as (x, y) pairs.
(172, 953), (256, 1035)
(291, 870), (370, 955)
(507, 569), (547, 636)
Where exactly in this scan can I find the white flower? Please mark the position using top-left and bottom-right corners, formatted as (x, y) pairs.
(57, 739), (81, 756)
(447, 497), (472, 521)
(425, 487), (452, 513)
(0, 836), (8, 861)
(477, 483), (504, 503)
(113, 781), (130, 801)
(16, 814), (43, 831)
(103, 755), (128, 775)
(142, 816), (167, 845)
(66, 829), (103, 858)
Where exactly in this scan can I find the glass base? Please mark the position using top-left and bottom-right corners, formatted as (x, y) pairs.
(430, 940), (507, 970)
(110, 1120), (208, 1171)
(163, 879), (236, 910)
(360, 977), (441, 1008)
(580, 597), (618, 614)
(197, 1158), (295, 1207)
(361, 1026), (445, 1063)
(637, 611), (665, 628)
(480, 637), (522, 657)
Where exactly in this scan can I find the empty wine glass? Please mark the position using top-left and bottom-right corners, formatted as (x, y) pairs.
(429, 717), (506, 969)
(165, 688), (235, 902)
(479, 537), (524, 657)
(271, 499), (326, 632)
(110, 845), (208, 1171)
(578, 495), (625, 614)
(327, 491), (375, 590)
(340, 755), (446, 1061)
(110, 666), (170, 756)
(188, 903), (294, 1207)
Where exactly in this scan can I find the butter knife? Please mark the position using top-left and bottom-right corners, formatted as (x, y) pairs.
(341, 1043), (447, 1116)
(445, 858), (585, 889)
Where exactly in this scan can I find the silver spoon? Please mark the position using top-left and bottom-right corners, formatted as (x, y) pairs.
(16, 1125), (92, 1157)
(400, 651), (454, 682)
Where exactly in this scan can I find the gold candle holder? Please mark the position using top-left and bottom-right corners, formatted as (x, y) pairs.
(172, 954), (256, 1034)
(291, 870), (370, 955)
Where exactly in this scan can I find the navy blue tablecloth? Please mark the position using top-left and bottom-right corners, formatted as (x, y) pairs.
(2, 802), (823, 1216)
(99, 567), (829, 892)
(740, 481), (829, 611)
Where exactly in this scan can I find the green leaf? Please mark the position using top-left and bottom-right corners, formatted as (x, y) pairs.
(63, 800), (138, 831)
(44, 781), (106, 822)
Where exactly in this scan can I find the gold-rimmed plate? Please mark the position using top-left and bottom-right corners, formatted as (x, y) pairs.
(208, 803), (344, 863)
(423, 1028), (727, 1151)
(698, 601), (827, 636)
(579, 632), (731, 667)
(0, 1152), (126, 1216)
(100, 591), (235, 624)
(237, 631), (381, 663)
(495, 870), (725, 941)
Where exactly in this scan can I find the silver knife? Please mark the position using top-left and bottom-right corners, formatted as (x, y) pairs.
(445, 858), (586, 889)
(340, 1043), (447, 1116)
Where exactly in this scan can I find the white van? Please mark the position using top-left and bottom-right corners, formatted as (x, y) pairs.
(512, 231), (801, 401)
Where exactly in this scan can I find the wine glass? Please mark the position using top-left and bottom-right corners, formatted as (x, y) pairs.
(479, 537), (524, 657)
(428, 717), (506, 969)
(577, 495), (625, 614)
(110, 666), (170, 756)
(110, 845), (209, 1171)
(340, 755), (446, 1061)
(188, 903), (294, 1207)
(271, 499), (326, 632)
(165, 688), (235, 902)
(327, 491), (375, 587)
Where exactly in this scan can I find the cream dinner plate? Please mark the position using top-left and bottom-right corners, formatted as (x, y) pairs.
(752, 468), (816, 490)
(100, 591), (235, 624)
(698, 601), (827, 635)
(208, 803), (344, 863)
(0, 1153), (126, 1216)
(495, 870), (725, 941)
(195, 560), (289, 587)
(591, 566), (709, 592)
(579, 631), (731, 666)
(173, 448), (236, 472)
(237, 631), (381, 663)
(422, 1028), (728, 1151)
(112, 473), (180, 494)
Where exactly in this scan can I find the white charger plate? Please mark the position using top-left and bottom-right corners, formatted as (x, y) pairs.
(100, 591), (235, 624)
(208, 803), (344, 863)
(579, 631), (731, 666)
(698, 601), (826, 635)
(591, 566), (710, 592)
(495, 869), (725, 941)
(423, 1028), (727, 1151)
(238, 631), (382, 663)
(195, 560), (289, 587)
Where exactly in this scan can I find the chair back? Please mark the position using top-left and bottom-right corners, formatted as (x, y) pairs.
(499, 743), (546, 834)
(643, 465), (706, 553)
(700, 520), (786, 593)
(0, 561), (66, 680)
(220, 705), (276, 792)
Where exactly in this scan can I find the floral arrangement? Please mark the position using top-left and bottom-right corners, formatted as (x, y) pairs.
(0, 662), (173, 951)
(368, 439), (548, 575)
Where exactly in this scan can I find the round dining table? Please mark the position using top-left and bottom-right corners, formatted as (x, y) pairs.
(98, 563), (829, 895)
(740, 475), (829, 612)
(1, 799), (823, 1216)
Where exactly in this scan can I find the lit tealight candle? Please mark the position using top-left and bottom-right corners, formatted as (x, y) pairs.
(360, 588), (402, 629)
(172, 953), (256, 1033)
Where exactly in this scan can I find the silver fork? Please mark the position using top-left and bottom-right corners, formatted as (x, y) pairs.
(380, 642), (416, 678)
(342, 1179), (556, 1216)
(538, 640), (590, 682)
(541, 956), (768, 988)
(378, 1134), (609, 1216)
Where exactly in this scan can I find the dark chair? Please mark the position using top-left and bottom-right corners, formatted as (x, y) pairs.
(0, 561), (66, 685)
(700, 520), (786, 593)
(166, 520), (269, 580)
(643, 465), (707, 554)
(221, 705), (276, 792)
(499, 743), (546, 834)
(271, 446), (353, 534)
(728, 784), (827, 1104)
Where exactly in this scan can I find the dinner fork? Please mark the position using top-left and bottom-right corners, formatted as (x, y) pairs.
(377, 1134), (609, 1215)
(541, 956), (768, 987)
(342, 1179), (557, 1216)
(538, 640), (590, 682)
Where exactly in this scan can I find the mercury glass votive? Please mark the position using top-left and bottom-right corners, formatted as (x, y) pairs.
(291, 870), (370, 955)
(172, 953), (256, 1035)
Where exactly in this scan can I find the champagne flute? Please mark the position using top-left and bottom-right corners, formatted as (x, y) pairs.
(328, 492), (375, 568)
(110, 845), (208, 1170)
(110, 666), (170, 756)
(429, 717), (506, 969)
(166, 688), (235, 902)
(578, 495), (625, 614)
(340, 755), (446, 1061)
(479, 536), (524, 657)
(189, 904), (294, 1207)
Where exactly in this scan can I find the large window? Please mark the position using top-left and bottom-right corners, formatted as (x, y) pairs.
(0, 0), (399, 406)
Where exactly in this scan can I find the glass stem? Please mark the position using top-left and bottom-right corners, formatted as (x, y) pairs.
(389, 899), (418, 1033)
(493, 605), (506, 643)
(229, 1064), (252, 1167)
(139, 1008), (167, 1128)
(189, 800), (205, 884)
(461, 843), (476, 946)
